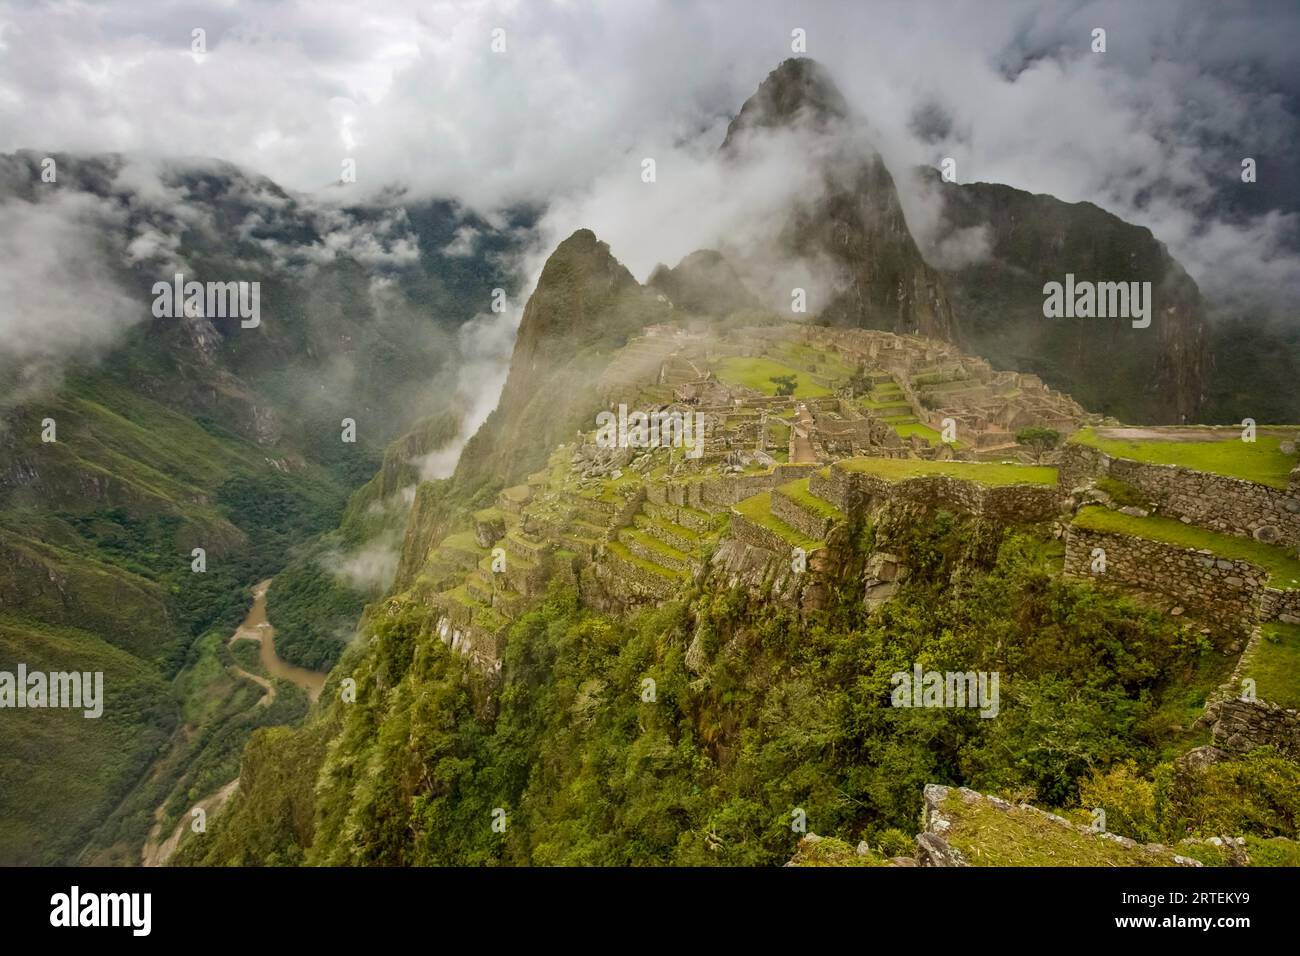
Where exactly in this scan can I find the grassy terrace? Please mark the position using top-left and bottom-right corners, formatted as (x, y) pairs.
(1252, 622), (1300, 709)
(733, 492), (823, 551)
(1072, 507), (1300, 587)
(777, 477), (845, 521)
(939, 793), (1181, 867)
(1071, 427), (1299, 489)
(837, 457), (1057, 486)
(889, 420), (967, 449)
(605, 540), (688, 581)
(769, 342), (854, 379)
(714, 356), (832, 397)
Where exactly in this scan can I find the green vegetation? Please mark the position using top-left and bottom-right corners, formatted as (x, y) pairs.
(937, 792), (1180, 866)
(776, 478), (845, 522)
(1072, 507), (1300, 586)
(1081, 748), (1300, 849)
(264, 556), (366, 670)
(769, 374), (798, 396)
(0, 367), (363, 863)
(837, 457), (1057, 486)
(1015, 426), (1061, 459)
(189, 515), (1249, 866)
(733, 492), (824, 551)
(715, 356), (832, 397)
(607, 540), (688, 581)
(1070, 428), (1300, 489)
(787, 836), (889, 867)
(1250, 623), (1300, 708)
(0, 617), (174, 865)
(1095, 477), (1150, 510)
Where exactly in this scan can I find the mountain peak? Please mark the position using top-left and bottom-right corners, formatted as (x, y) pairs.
(721, 57), (849, 152)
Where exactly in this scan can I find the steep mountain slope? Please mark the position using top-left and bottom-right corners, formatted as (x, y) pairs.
(721, 60), (1213, 423)
(647, 249), (759, 316)
(178, 304), (1300, 867)
(453, 229), (673, 490)
(722, 59), (957, 339)
(918, 172), (1209, 423)
(0, 152), (530, 863)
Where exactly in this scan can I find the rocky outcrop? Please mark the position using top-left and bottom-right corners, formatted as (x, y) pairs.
(920, 784), (1203, 867)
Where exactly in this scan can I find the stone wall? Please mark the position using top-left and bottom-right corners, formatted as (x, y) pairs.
(1060, 443), (1300, 548)
(770, 490), (836, 541)
(1260, 587), (1300, 624)
(1211, 697), (1300, 761)
(837, 467), (1063, 525)
(730, 511), (806, 555)
(435, 614), (505, 675)
(1064, 525), (1266, 633)
(807, 464), (1062, 527)
(809, 467), (855, 513)
(650, 463), (821, 512)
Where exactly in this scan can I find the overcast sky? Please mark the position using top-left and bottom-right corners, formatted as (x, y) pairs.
(2, 0), (1298, 314)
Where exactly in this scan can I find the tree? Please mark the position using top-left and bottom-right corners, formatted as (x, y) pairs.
(1016, 426), (1061, 460)
(770, 374), (798, 397)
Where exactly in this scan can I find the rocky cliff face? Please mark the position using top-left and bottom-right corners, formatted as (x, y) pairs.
(722, 59), (958, 339)
(719, 60), (1210, 423)
(453, 229), (672, 488)
(919, 172), (1209, 423)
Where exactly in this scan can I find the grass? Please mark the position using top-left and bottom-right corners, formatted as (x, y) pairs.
(1071, 427), (1299, 489)
(635, 512), (702, 543)
(1250, 622), (1300, 708)
(621, 527), (693, 564)
(733, 492), (824, 551)
(788, 836), (890, 867)
(837, 457), (1058, 486)
(776, 478), (845, 522)
(1072, 508), (1300, 586)
(939, 792), (1181, 866)
(714, 356), (832, 398)
(606, 540), (689, 581)
(890, 421), (963, 448)
(1095, 477), (1150, 509)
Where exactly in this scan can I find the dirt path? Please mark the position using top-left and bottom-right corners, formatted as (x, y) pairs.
(141, 778), (240, 867)
(791, 404), (817, 463)
(229, 662), (275, 706)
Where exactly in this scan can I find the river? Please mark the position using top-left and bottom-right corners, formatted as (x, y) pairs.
(140, 578), (326, 864)
(231, 578), (327, 702)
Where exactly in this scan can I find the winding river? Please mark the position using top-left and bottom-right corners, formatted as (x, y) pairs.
(231, 579), (327, 702)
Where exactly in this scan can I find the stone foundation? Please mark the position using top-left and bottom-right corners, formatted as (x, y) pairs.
(1060, 443), (1300, 548)
(1063, 525), (1274, 633)
(1210, 697), (1300, 760)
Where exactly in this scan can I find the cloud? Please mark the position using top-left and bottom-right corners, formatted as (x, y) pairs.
(1, 0), (1297, 331)
(0, 188), (139, 394)
(320, 531), (402, 592)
